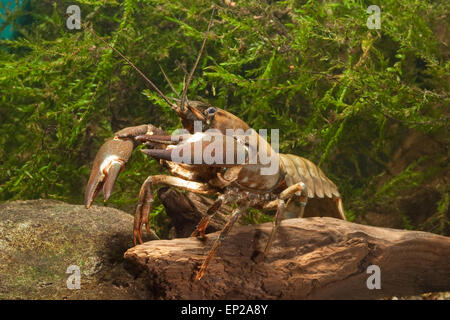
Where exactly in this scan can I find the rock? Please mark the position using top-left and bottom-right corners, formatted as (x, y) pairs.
(0, 199), (154, 299)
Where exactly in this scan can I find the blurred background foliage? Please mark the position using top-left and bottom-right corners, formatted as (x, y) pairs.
(0, 0), (448, 236)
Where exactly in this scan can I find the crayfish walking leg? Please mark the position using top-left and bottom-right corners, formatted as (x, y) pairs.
(191, 195), (225, 239)
(261, 182), (308, 256)
(196, 200), (249, 280)
(263, 199), (286, 255)
(134, 175), (217, 245)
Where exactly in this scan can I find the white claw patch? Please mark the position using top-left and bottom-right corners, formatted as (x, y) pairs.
(100, 155), (123, 176)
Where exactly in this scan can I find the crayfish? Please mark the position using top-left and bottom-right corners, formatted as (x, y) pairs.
(84, 13), (346, 280)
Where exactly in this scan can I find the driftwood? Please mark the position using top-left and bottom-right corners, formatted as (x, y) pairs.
(124, 217), (450, 299)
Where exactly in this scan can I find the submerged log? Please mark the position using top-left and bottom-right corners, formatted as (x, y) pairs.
(124, 217), (450, 299)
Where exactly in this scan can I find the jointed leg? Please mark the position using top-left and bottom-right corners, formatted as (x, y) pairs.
(279, 182), (307, 200)
(191, 195), (225, 239)
(297, 194), (308, 218)
(116, 124), (166, 140)
(280, 182), (308, 218)
(261, 182), (307, 256)
(196, 201), (249, 280)
(263, 181), (308, 211)
(134, 175), (217, 246)
(263, 199), (286, 255)
(335, 197), (346, 220)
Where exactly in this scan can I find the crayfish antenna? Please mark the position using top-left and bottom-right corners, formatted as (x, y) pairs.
(159, 64), (181, 98)
(87, 25), (174, 109)
(179, 7), (216, 111)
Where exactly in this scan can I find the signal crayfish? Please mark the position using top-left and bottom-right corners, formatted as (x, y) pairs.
(84, 13), (346, 280)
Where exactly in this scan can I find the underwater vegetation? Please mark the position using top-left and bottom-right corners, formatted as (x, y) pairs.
(0, 0), (448, 236)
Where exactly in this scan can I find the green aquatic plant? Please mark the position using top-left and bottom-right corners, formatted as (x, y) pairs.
(0, 0), (448, 235)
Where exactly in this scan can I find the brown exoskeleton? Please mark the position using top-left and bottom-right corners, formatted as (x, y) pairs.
(84, 11), (346, 280)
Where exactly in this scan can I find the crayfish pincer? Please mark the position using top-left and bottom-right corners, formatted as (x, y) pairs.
(84, 11), (346, 280)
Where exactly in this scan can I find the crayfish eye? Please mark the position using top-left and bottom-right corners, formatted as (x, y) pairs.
(205, 107), (216, 115)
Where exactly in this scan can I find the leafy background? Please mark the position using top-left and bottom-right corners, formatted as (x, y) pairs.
(0, 0), (448, 236)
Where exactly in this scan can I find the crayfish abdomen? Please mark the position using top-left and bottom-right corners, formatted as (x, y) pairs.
(279, 154), (345, 220)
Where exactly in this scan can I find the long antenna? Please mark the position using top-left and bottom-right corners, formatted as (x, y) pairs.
(159, 64), (181, 98)
(179, 7), (216, 111)
(88, 26), (174, 108)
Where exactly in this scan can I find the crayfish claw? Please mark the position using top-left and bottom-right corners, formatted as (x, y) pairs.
(102, 161), (123, 201)
(84, 176), (103, 209)
(84, 138), (133, 208)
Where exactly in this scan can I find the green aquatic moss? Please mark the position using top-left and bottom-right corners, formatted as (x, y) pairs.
(0, 0), (448, 234)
